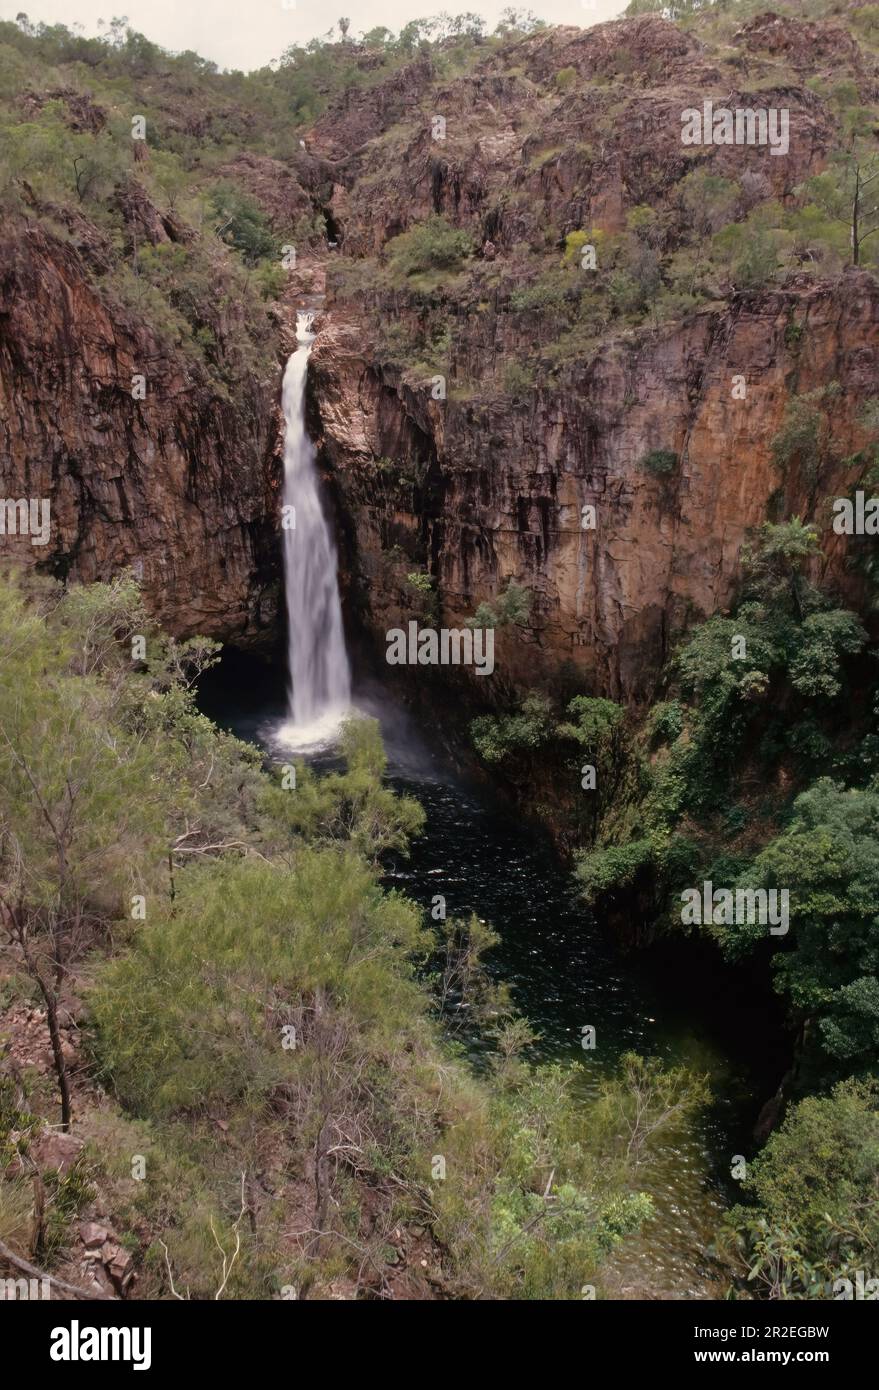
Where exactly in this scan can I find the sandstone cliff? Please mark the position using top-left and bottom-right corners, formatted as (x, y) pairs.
(0, 216), (282, 646)
(303, 12), (879, 700)
(312, 267), (878, 700)
(2, 7), (878, 702)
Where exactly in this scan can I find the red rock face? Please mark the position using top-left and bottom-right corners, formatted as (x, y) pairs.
(2, 12), (877, 698)
(327, 16), (837, 261)
(0, 221), (282, 648)
(734, 11), (867, 71)
(301, 14), (879, 701)
(311, 269), (878, 701)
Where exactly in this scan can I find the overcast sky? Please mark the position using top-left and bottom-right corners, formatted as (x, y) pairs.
(0, 0), (627, 71)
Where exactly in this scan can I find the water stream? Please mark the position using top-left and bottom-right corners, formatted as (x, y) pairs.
(380, 747), (752, 1299)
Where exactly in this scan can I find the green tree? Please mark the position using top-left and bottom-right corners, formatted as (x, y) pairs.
(807, 145), (879, 267)
(724, 781), (879, 1085)
(264, 716), (425, 859)
(468, 579), (532, 630)
(210, 182), (275, 266)
(0, 577), (165, 1127)
(596, 1052), (710, 1166)
(470, 693), (553, 764)
(724, 1080), (879, 1298)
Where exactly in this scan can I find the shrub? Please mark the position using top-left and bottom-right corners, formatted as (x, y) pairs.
(557, 696), (624, 752)
(769, 388), (837, 487)
(852, 4), (879, 39)
(640, 448), (678, 476)
(89, 850), (428, 1116)
(648, 701), (684, 744)
(502, 360), (535, 397)
(607, 269), (644, 315)
(468, 579), (532, 630)
(562, 228), (604, 267)
(210, 182), (276, 266)
(385, 215), (472, 279)
(678, 170), (740, 237)
(509, 274), (575, 313)
(574, 838), (655, 904)
(470, 693), (553, 764)
(723, 1081), (879, 1298)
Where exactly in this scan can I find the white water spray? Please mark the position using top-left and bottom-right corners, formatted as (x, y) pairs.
(278, 311), (351, 748)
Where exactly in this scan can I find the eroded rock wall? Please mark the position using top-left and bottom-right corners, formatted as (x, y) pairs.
(0, 220), (282, 646)
(312, 270), (878, 700)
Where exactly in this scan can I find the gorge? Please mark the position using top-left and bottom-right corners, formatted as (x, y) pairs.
(1, 1), (878, 1311)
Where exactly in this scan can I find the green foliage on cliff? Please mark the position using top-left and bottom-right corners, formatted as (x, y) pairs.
(471, 692), (554, 763)
(470, 690), (627, 768)
(556, 496), (878, 1294)
(639, 448), (678, 477)
(571, 519), (875, 1095)
(468, 579), (532, 630)
(770, 389), (839, 487)
(722, 781), (879, 1086)
(0, 16), (327, 387)
(209, 182), (276, 266)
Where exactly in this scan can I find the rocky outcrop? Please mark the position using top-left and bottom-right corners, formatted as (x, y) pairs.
(298, 11), (879, 703)
(306, 53), (435, 161)
(312, 268), (879, 701)
(0, 219), (282, 648)
(2, 10), (878, 695)
(734, 10), (869, 75)
(323, 15), (844, 258)
(219, 153), (316, 231)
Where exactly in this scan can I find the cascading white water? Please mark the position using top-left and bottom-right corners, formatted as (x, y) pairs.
(278, 310), (351, 747)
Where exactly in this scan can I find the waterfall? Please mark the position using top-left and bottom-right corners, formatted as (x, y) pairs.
(278, 310), (351, 747)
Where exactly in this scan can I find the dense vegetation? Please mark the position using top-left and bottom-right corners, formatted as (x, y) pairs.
(0, 572), (708, 1299)
(468, 507), (879, 1295)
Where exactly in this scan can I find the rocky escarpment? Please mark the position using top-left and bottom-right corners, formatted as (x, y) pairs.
(318, 15), (839, 257)
(2, 7), (878, 691)
(312, 268), (878, 701)
(301, 10), (879, 702)
(0, 217), (282, 647)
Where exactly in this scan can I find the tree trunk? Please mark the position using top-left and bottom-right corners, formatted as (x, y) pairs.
(30, 1172), (46, 1260)
(39, 980), (72, 1131)
(13, 914), (73, 1132)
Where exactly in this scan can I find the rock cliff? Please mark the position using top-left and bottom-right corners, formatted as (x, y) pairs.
(2, 7), (878, 700)
(305, 12), (879, 699)
(0, 217), (282, 646)
(312, 266), (878, 699)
